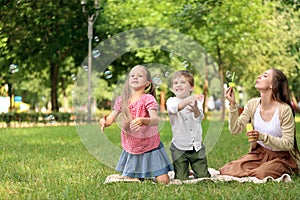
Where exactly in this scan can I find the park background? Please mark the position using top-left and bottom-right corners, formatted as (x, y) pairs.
(1, 0), (300, 199)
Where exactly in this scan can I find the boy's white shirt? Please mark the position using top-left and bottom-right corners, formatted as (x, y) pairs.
(166, 96), (204, 152)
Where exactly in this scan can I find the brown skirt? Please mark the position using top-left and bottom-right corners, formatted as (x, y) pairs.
(219, 145), (299, 179)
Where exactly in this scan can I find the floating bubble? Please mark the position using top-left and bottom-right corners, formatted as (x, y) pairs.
(71, 74), (76, 81)
(225, 70), (232, 79)
(74, 28), (224, 171)
(82, 65), (88, 72)
(164, 71), (170, 78)
(104, 70), (113, 79)
(94, 36), (100, 42)
(225, 71), (236, 83)
(152, 75), (162, 88)
(92, 49), (101, 58)
(9, 64), (19, 74)
(182, 60), (189, 68)
(45, 115), (56, 124)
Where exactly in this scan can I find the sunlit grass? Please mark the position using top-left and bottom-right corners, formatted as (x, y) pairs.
(0, 121), (300, 199)
(296, 114), (300, 122)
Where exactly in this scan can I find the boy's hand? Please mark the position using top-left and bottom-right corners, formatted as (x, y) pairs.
(194, 94), (204, 102)
(187, 100), (200, 117)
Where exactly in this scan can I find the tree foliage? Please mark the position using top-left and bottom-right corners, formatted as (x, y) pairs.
(1, 0), (299, 113)
(1, 1), (88, 111)
(173, 0), (300, 109)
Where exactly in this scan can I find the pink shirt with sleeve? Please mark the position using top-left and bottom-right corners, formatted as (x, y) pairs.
(113, 94), (161, 154)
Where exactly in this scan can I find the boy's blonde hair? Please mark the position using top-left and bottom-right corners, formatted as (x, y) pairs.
(171, 70), (194, 87)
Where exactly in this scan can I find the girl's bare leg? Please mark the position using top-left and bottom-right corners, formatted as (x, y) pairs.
(155, 174), (170, 184)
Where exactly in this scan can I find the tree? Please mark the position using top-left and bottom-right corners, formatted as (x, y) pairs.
(173, 0), (300, 118)
(0, 1), (89, 111)
(91, 0), (188, 110)
(280, 0), (300, 106)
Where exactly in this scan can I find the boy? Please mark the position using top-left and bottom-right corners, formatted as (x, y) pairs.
(166, 70), (210, 180)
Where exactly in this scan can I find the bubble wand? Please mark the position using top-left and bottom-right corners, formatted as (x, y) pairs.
(246, 123), (253, 132)
(246, 123), (255, 142)
(228, 72), (235, 87)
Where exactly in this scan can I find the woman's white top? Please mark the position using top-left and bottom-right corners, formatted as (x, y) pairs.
(254, 106), (282, 151)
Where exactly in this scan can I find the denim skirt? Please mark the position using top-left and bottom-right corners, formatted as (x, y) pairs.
(116, 142), (173, 178)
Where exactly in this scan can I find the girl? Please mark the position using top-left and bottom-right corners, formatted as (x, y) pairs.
(219, 68), (300, 179)
(99, 65), (173, 184)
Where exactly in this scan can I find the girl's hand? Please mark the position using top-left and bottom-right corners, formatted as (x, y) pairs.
(225, 87), (236, 105)
(130, 118), (144, 131)
(246, 130), (259, 143)
(99, 115), (107, 132)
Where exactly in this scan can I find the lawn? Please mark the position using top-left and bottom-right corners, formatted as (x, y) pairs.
(1, 117), (300, 199)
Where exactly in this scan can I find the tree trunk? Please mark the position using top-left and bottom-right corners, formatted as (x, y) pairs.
(50, 63), (59, 111)
(216, 44), (225, 121)
(203, 58), (209, 118)
(160, 91), (166, 113)
(60, 76), (69, 112)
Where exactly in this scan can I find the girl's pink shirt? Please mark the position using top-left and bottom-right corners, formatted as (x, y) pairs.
(113, 94), (161, 154)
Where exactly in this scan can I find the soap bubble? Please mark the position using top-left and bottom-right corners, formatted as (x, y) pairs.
(225, 70), (236, 83)
(182, 60), (189, 68)
(71, 74), (76, 81)
(164, 71), (170, 78)
(74, 28), (223, 171)
(45, 115), (56, 124)
(9, 64), (19, 74)
(104, 70), (113, 79)
(82, 65), (88, 72)
(152, 74), (162, 88)
(225, 70), (233, 79)
(94, 36), (100, 43)
(92, 49), (101, 58)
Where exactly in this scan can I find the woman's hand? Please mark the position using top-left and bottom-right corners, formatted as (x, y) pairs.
(246, 130), (259, 143)
(225, 87), (236, 105)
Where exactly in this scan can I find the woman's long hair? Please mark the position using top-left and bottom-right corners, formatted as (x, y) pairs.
(271, 68), (300, 160)
(121, 65), (156, 123)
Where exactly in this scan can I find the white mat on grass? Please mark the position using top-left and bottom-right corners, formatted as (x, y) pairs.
(104, 168), (292, 184)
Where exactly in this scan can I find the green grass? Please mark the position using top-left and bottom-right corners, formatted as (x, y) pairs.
(1, 119), (300, 199)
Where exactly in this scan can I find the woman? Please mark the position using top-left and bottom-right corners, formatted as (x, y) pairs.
(219, 68), (300, 179)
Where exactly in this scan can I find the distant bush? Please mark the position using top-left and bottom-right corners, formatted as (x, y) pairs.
(0, 112), (76, 127)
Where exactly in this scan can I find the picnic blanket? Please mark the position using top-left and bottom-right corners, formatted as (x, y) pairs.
(104, 168), (292, 184)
